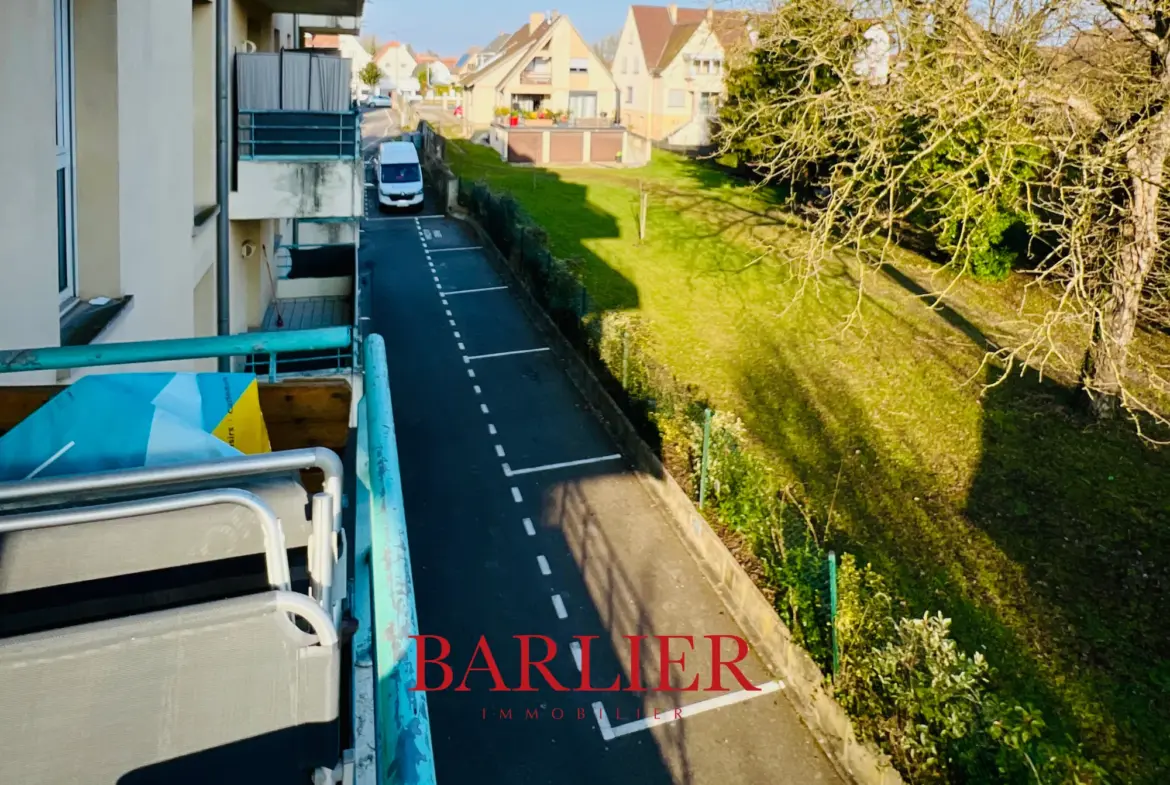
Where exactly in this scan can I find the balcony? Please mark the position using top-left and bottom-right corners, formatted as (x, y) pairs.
(296, 14), (360, 35)
(249, 0), (363, 16)
(231, 48), (364, 221)
(519, 71), (552, 86)
(231, 110), (362, 221)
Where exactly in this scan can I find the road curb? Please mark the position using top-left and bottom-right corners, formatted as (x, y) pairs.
(452, 210), (905, 785)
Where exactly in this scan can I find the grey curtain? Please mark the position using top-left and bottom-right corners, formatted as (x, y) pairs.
(238, 52), (352, 111)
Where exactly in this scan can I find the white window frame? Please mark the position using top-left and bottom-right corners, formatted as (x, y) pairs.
(625, 85), (634, 104)
(55, 0), (77, 306)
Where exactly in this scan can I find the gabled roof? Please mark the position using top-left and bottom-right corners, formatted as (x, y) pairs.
(462, 17), (553, 86)
(307, 33), (341, 49)
(373, 41), (406, 62)
(628, 5), (752, 71)
(483, 32), (511, 53)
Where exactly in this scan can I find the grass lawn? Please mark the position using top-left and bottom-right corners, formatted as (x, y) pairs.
(448, 140), (1170, 782)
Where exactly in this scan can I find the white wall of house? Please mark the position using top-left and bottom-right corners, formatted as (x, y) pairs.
(0, 0), (344, 382)
(376, 45), (417, 91)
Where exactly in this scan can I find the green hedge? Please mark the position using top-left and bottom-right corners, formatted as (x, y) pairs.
(457, 175), (1104, 784)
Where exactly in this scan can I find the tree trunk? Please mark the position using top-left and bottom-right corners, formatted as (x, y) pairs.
(1084, 132), (1166, 418)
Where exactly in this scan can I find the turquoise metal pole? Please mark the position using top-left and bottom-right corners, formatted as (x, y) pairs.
(0, 326), (352, 374)
(363, 333), (437, 785)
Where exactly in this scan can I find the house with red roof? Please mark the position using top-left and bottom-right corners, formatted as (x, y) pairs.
(613, 4), (753, 144)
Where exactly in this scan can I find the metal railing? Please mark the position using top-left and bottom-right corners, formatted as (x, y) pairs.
(519, 71), (552, 85)
(356, 333), (437, 785)
(237, 109), (360, 161)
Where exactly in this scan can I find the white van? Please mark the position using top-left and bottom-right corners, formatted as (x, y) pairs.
(376, 141), (425, 211)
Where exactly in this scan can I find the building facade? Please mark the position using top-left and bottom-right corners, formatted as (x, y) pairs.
(613, 4), (749, 144)
(0, 0), (364, 384)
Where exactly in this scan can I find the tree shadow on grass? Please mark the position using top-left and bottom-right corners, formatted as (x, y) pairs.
(727, 305), (1170, 782)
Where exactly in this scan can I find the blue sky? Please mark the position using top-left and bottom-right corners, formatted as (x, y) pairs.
(360, 0), (713, 56)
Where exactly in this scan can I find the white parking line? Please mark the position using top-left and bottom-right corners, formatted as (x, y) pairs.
(464, 347), (549, 362)
(502, 454), (622, 477)
(551, 594), (568, 619)
(570, 641), (583, 671)
(592, 681), (784, 743)
(427, 246), (483, 253)
(440, 286), (508, 296)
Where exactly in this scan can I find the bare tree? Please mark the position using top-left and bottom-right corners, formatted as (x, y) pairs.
(716, 0), (1170, 426)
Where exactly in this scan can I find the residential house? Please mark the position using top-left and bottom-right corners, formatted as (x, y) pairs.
(460, 11), (619, 128)
(414, 53), (456, 88)
(454, 47), (482, 79)
(613, 4), (751, 144)
(374, 40), (418, 92)
(476, 32), (511, 70)
(0, 0), (364, 383)
(306, 33), (372, 99)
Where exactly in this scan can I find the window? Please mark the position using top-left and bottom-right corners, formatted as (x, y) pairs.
(569, 58), (589, 73)
(625, 86), (634, 104)
(633, 57), (639, 74)
(568, 91), (597, 119)
(54, 0), (76, 304)
(380, 163), (421, 184)
(621, 56), (628, 74)
(698, 91), (720, 116)
(667, 89), (685, 109)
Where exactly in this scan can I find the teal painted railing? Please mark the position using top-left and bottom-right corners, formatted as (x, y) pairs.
(362, 333), (437, 785)
(0, 326), (353, 375)
(237, 109), (360, 161)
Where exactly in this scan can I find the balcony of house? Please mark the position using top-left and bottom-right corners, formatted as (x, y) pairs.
(518, 58), (553, 90)
(295, 14), (360, 34)
(246, 217), (357, 375)
(248, 0), (364, 16)
(229, 52), (363, 222)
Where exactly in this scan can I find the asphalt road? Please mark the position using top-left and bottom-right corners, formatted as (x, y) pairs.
(360, 140), (845, 784)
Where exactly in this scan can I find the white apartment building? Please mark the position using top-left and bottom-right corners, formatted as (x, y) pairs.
(0, 0), (364, 384)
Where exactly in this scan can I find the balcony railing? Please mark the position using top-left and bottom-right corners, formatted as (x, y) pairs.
(237, 110), (360, 161)
(519, 71), (552, 85)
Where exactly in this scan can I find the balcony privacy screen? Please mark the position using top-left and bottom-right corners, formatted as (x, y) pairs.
(237, 51), (351, 111)
(236, 52), (357, 159)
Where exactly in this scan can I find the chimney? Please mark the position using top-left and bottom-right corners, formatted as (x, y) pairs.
(706, 7), (713, 25)
(667, 3), (678, 23)
(529, 12), (544, 33)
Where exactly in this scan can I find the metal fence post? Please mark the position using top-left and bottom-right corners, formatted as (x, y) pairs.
(621, 329), (629, 389)
(828, 550), (839, 679)
(699, 407), (712, 508)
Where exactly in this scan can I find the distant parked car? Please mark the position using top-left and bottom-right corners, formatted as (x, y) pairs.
(367, 95), (392, 108)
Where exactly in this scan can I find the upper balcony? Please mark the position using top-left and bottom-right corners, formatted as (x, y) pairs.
(230, 52), (363, 221)
(250, 0), (364, 17)
(297, 14), (361, 35)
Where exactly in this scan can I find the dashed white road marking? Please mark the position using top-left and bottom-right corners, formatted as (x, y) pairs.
(570, 641), (583, 672)
(503, 454), (623, 477)
(522, 517), (535, 535)
(449, 319), (456, 326)
(445, 309), (452, 316)
(551, 594), (568, 619)
(536, 555), (551, 576)
(464, 347), (549, 362)
(427, 245), (483, 253)
(440, 286), (508, 296)
(467, 369), (476, 378)
(494, 444), (506, 457)
(473, 384), (481, 394)
(592, 681), (785, 743)
(488, 424), (497, 434)
(453, 331), (461, 338)
(458, 342), (466, 350)
(480, 403), (490, 414)
(511, 486), (523, 503)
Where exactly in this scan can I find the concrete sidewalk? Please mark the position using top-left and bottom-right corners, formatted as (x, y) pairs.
(363, 205), (845, 784)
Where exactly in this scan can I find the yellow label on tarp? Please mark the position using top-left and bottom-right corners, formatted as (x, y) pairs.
(211, 378), (271, 454)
